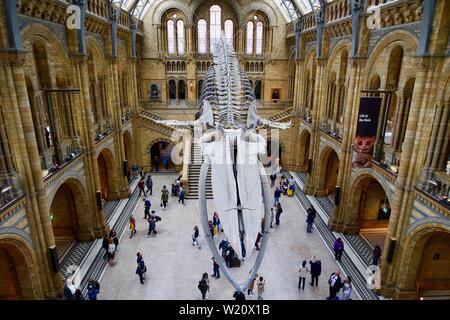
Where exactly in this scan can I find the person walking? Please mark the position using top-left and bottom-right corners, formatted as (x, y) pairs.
(341, 276), (352, 300)
(129, 215), (137, 238)
(275, 202), (283, 226)
(136, 260), (147, 285)
(333, 238), (344, 261)
(256, 276), (266, 300)
(212, 212), (222, 233)
(127, 168), (132, 184)
(63, 278), (76, 300)
(87, 279), (100, 300)
(269, 173), (276, 188)
(138, 178), (146, 197)
(274, 187), (281, 206)
(198, 273), (210, 300)
(145, 175), (153, 195)
(233, 291), (246, 300)
(107, 238), (116, 265)
(102, 234), (109, 259)
(192, 225), (201, 249)
(298, 260), (310, 290)
(212, 257), (220, 279)
(327, 270), (342, 300)
(309, 256), (322, 287)
(143, 198), (152, 219)
(306, 207), (316, 233)
(109, 230), (119, 250)
(147, 214), (158, 237)
(372, 245), (382, 266)
(178, 186), (185, 205)
(153, 156), (159, 172)
(247, 274), (258, 296)
(161, 185), (169, 209)
(132, 163), (139, 177)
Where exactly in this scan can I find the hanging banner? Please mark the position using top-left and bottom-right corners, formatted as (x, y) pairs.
(352, 96), (382, 168)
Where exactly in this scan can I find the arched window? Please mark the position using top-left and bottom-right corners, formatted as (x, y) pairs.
(198, 19), (207, 54)
(224, 19), (234, 46)
(167, 20), (175, 54)
(210, 5), (221, 53)
(177, 20), (185, 55)
(255, 22), (263, 55)
(246, 21), (254, 55)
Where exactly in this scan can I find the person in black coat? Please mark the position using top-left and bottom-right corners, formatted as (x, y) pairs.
(309, 257), (322, 287)
(102, 235), (109, 258)
(326, 270), (342, 300)
(233, 291), (246, 300)
(372, 245), (382, 266)
(306, 207), (316, 233)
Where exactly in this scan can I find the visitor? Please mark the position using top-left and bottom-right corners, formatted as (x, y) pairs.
(212, 257), (220, 279)
(212, 212), (222, 233)
(240, 233), (246, 260)
(178, 186), (185, 205)
(129, 215), (137, 238)
(219, 238), (229, 260)
(208, 220), (214, 239)
(192, 225), (201, 249)
(132, 163), (139, 177)
(341, 276), (352, 300)
(333, 238), (344, 261)
(127, 168), (131, 184)
(372, 245), (382, 266)
(198, 273), (210, 300)
(306, 207), (316, 233)
(109, 230), (119, 250)
(136, 252), (144, 265)
(269, 173), (276, 188)
(136, 260), (147, 285)
(140, 167), (145, 179)
(147, 213), (158, 237)
(247, 274), (258, 296)
(153, 155), (159, 172)
(102, 234), (109, 259)
(143, 198), (151, 219)
(233, 291), (246, 300)
(63, 278), (76, 300)
(274, 187), (281, 206)
(298, 260), (310, 290)
(145, 175), (153, 195)
(275, 202), (283, 226)
(256, 276), (266, 300)
(74, 289), (84, 300)
(171, 183), (177, 197)
(327, 270), (342, 300)
(270, 208), (274, 228)
(226, 246), (235, 268)
(161, 185), (169, 209)
(107, 238), (116, 265)
(255, 232), (262, 250)
(163, 154), (169, 170)
(138, 178), (146, 197)
(309, 256), (321, 287)
(87, 279), (100, 300)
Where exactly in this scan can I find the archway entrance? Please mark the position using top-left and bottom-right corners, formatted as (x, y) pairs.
(416, 232), (450, 299)
(50, 181), (88, 258)
(0, 242), (36, 300)
(123, 131), (133, 165)
(266, 140), (282, 165)
(351, 176), (391, 247)
(150, 141), (175, 172)
(318, 148), (339, 196)
(97, 149), (115, 200)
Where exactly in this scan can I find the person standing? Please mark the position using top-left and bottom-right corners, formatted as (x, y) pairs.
(198, 273), (210, 300)
(269, 173), (276, 188)
(233, 291), (246, 300)
(153, 155), (159, 172)
(178, 186), (185, 205)
(247, 274), (258, 296)
(136, 259), (147, 285)
(107, 238), (116, 265)
(87, 279), (100, 300)
(63, 278), (76, 300)
(161, 185), (169, 209)
(274, 187), (281, 206)
(333, 238), (344, 261)
(147, 214), (158, 237)
(129, 215), (137, 238)
(192, 226), (201, 248)
(143, 198), (152, 219)
(109, 230), (119, 250)
(298, 260), (310, 290)
(146, 175), (153, 195)
(275, 202), (283, 226)
(74, 289), (84, 300)
(372, 245), (382, 266)
(132, 163), (139, 177)
(306, 207), (316, 233)
(212, 212), (222, 233)
(138, 178), (146, 197)
(212, 257), (220, 279)
(102, 234), (109, 259)
(341, 276), (352, 300)
(327, 270), (342, 300)
(309, 257), (322, 287)
(256, 276), (266, 300)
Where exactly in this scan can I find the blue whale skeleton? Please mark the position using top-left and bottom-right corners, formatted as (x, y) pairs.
(156, 34), (290, 293)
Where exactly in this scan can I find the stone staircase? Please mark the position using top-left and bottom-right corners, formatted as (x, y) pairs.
(139, 108), (190, 138)
(186, 141), (213, 199)
(256, 107), (293, 129)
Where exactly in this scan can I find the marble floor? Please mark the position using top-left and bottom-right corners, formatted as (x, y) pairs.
(99, 174), (343, 300)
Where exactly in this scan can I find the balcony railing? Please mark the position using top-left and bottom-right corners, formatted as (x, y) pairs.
(420, 171), (450, 210)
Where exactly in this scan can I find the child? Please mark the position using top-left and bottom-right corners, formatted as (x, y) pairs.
(129, 216), (137, 238)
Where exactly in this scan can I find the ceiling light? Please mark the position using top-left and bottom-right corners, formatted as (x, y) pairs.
(253, 15), (258, 20)
(172, 13), (177, 19)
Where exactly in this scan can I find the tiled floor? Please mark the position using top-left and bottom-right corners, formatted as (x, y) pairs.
(99, 174), (343, 300)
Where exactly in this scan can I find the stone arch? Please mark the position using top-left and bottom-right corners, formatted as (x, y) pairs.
(97, 148), (117, 200)
(317, 146), (340, 196)
(400, 224), (450, 299)
(190, 0), (243, 25)
(0, 234), (42, 299)
(147, 138), (176, 172)
(346, 172), (393, 238)
(297, 129), (312, 172)
(152, 0), (193, 25)
(49, 177), (93, 247)
(123, 130), (134, 165)
(241, 1), (278, 27)
(326, 39), (351, 70)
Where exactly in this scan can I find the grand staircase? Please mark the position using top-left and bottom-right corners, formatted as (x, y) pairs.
(186, 141), (213, 199)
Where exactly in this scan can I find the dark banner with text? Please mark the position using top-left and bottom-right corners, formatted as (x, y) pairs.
(352, 96), (382, 168)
